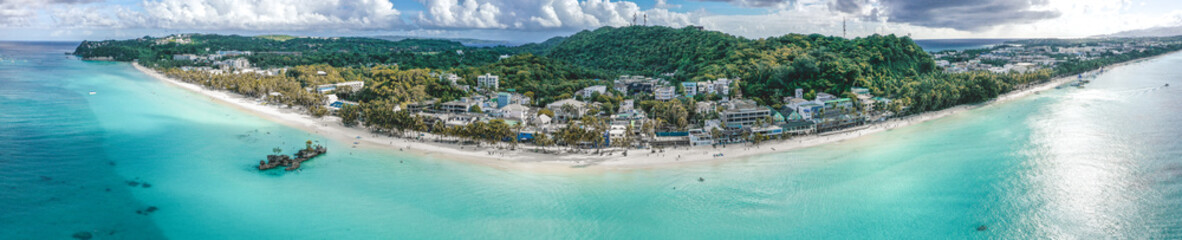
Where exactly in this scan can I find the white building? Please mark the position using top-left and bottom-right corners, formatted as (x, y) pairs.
(172, 54), (199, 61)
(720, 99), (771, 128)
(324, 94), (339, 108)
(696, 101), (717, 115)
(815, 92), (837, 102)
(546, 98), (587, 122)
(579, 85), (608, 99)
(608, 125), (628, 144)
(441, 98), (480, 113)
(498, 104), (530, 120)
(681, 82), (698, 97)
(532, 114), (552, 125)
(314, 81), (365, 93)
(230, 58), (250, 69)
(443, 73), (462, 85)
(477, 73), (499, 91)
(688, 129), (714, 146)
(796, 101), (822, 120)
(619, 99), (635, 112)
(654, 86), (676, 100)
(697, 78), (733, 96)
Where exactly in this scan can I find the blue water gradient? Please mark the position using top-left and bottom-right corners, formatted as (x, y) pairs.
(914, 39), (1015, 52)
(1, 42), (1180, 239)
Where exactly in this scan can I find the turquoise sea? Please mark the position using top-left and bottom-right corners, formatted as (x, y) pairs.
(914, 39), (1016, 52)
(2, 42), (1181, 239)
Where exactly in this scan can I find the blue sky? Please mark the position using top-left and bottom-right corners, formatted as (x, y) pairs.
(2, 0), (1182, 42)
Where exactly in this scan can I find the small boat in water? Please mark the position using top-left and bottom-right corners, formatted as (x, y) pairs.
(88, 91), (96, 95)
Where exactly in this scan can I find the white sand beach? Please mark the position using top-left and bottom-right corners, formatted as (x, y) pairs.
(131, 58), (1145, 170)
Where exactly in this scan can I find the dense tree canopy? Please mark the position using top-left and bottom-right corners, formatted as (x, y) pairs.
(78, 26), (1182, 119)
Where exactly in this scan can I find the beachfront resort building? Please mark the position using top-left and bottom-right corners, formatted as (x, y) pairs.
(314, 81), (364, 93)
(323, 94), (358, 111)
(607, 125), (629, 146)
(793, 101), (823, 120)
(815, 92), (837, 102)
(720, 99), (772, 128)
(495, 103), (530, 120)
(688, 129), (714, 146)
(546, 98), (588, 123)
(441, 98), (481, 113)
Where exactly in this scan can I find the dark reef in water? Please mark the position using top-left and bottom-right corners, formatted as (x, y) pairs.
(135, 206), (159, 215)
(72, 231), (92, 240)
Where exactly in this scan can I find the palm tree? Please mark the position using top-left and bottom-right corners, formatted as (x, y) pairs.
(711, 127), (723, 145)
(534, 132), (553, 153)
(510, 123), (523, 150)
(560, 103), (577, 122)
(434, 120), (447, 140)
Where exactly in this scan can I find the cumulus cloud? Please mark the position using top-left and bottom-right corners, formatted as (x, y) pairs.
(828, 0), (868, 14)
(133, 0), (404, 31)
(695, 0), (793, 8)
(0, 0), (101, 27)
(698, 4), (969, 39)
(829, 0), (1061, 31)
(50, 5), (128, 28)
(416, 0), (700, 30)
(654, 0), (681, 9)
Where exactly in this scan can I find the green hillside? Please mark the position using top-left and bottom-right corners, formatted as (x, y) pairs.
(543, 26), (940, 105)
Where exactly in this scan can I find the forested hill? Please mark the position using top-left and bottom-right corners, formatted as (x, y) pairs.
(543, 26), (938, 104)
(544, 26), (742, 76)
(79, 27), (1048, 111)
(74, 34), (486, 66)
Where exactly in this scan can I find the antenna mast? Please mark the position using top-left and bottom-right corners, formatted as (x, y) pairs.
(843, 17), (847, 38)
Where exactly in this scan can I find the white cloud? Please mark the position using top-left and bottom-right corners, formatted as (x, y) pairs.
(415, 0), (701, 30)
(419, 0), (507, 28)
(7, 0), (1182, 41)
(698, 0), (1182, 39)
(696, 0), (793, 8)
(133, 0), (404, 31)
(0, 0), (101, 27)
(697, 3), (967, 39)
(654, 0), (681, 9)
(50, 5), (137, 28)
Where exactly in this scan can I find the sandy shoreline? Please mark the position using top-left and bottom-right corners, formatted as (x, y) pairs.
(131, 56), (1153, 170)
